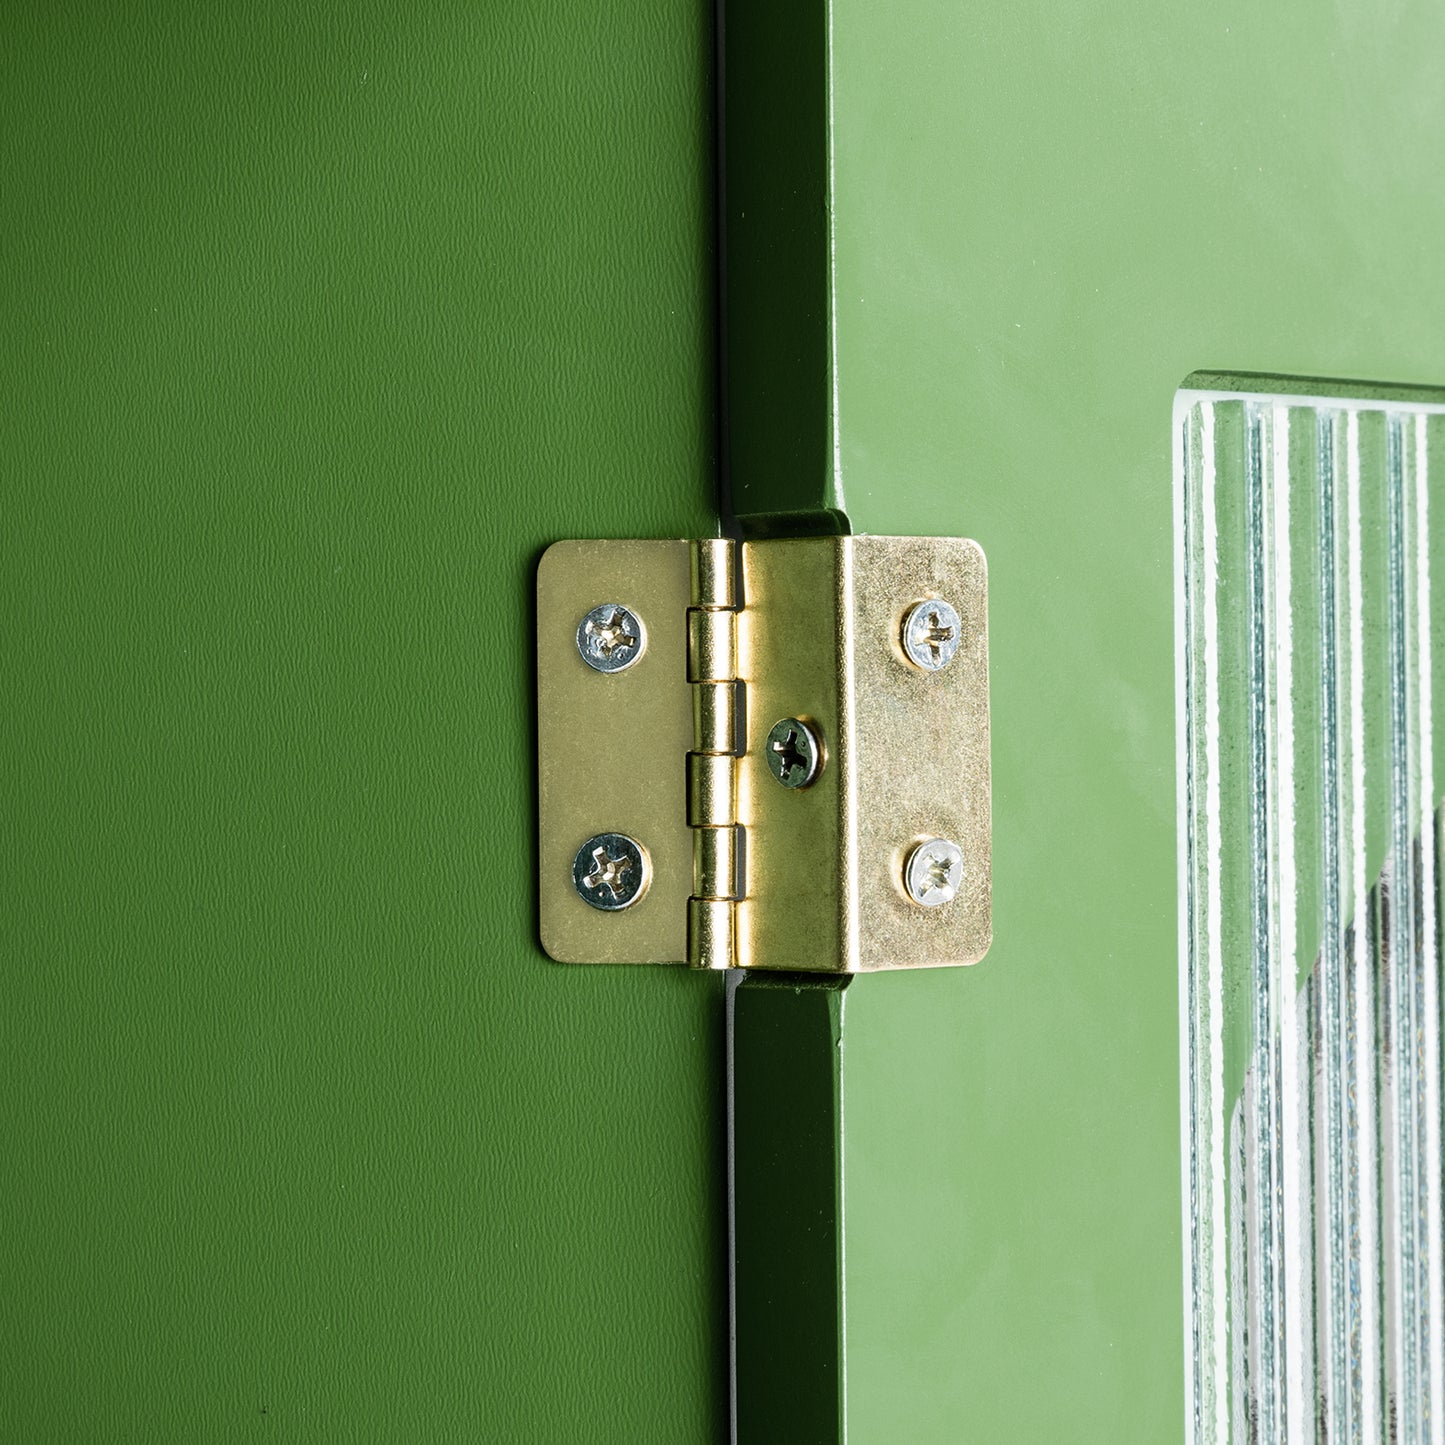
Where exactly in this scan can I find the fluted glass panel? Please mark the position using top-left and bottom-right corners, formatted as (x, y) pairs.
(1177, 387), (1445, 1445)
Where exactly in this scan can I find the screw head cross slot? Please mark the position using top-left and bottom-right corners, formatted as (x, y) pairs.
(572, 833), (649, 910)
(577, 603), (645, 673)
(901, 598), (962, 672)
(765, 717), (822, 789)
(904, 837), (964, 907)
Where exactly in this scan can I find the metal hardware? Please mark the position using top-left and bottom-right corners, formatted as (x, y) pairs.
(686, 538), (743, 970)
(537, 540), (692, 965)
(537, 535), (991, 971)
(903, 837), (964, 907)
(576, 602), (645, 672)
(901, 597), (961, 672)
(765, 718), (822, 789)
(573, 833), (649, 910)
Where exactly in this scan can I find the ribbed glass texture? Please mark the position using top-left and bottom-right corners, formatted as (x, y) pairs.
(1177, 389), (1445, 1444)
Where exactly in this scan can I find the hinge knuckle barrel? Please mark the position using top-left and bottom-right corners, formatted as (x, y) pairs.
(687, 897), (735, 971)
(688, 607), (736, 683)
(688, 751), (737, 828)
(686, 539), (741, 969)
(690, 537), (736, 609)
(693, 681), (737, 756)
(693, 823), (738, 899)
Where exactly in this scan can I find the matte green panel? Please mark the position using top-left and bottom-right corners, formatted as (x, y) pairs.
(0, 6), (724, 1441)
(830, 5), (1445, 1440)
(724, 0), (1445, 1440)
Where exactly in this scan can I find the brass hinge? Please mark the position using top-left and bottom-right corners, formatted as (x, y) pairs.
(536, 535), (991, 972)
(687, 539), (743, 969)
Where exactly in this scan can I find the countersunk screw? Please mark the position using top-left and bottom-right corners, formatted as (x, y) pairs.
(901, 598), (962, 672)
(765, 717), (822, 789)
(904, 837), (964, 907)
(573, 833), (649, 910)
(577, 603), (645, 673)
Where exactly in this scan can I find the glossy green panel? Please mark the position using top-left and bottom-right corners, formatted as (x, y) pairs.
(732, 977), (847, 1445)
(721, 0), (843, 535)
(0, 6), (724, 1441)
(725, 1), (1445, 1440)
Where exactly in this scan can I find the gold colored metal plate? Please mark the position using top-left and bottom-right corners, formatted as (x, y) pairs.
(737, 536), (991, 972)
(537, 540), (692, 963)
(538, 534), (989, 971)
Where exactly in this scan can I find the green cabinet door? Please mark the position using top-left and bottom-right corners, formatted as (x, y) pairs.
(1, 6), (725, 1441)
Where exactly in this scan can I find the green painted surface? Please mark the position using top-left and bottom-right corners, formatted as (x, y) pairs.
(731, 977), (847, 1445)
(12, 0), (1445, 1439)
(725, 1), (1445, 1441)
(722, 0), (843, 535)
(0, 6), (726, 1441)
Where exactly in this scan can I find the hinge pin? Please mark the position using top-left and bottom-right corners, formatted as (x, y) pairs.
(686, 539), (742, 968)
